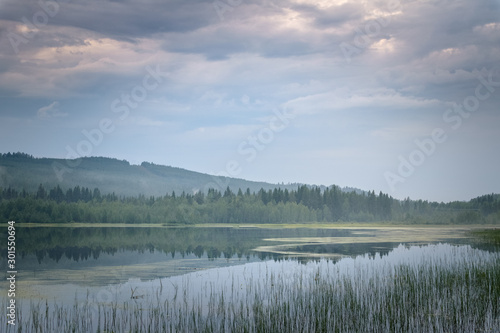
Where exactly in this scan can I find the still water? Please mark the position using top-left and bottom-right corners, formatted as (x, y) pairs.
(1, 225), (476, 286)
(0, 225), (497, 331)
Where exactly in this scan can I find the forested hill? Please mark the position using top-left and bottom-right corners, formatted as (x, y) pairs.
(1, 180), (499, 224)
(0, 153), (499, 225)
(0, 152), (306, 197)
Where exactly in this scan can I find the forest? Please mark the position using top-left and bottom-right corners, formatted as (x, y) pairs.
(0, 152), (302, 197)
(1, 183), (499, 224)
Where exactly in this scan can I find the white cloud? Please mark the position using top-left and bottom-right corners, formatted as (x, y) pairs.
(181, 124), (261, 143)
(284, 88), (441, 115)
(369, 124), (435, 141)
(473, 22), (500, 35)
(37, 101), (66, 118)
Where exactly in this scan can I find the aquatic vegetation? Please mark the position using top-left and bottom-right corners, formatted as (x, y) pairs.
(2, 244), (499, 332)
(471, 228), (500, 246)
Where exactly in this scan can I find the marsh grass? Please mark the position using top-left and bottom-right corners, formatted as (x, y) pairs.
(3, 244), (499, 332)
(471, 228), (500, 246)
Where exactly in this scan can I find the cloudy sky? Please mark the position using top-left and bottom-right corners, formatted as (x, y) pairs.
(0, 0), (499, 202)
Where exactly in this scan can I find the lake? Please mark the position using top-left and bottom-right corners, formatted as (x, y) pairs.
(1, 224), (499, 332)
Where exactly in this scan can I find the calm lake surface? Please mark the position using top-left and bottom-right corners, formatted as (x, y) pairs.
(1, 224), (498, 331)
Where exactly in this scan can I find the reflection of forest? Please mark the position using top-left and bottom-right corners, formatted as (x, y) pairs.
(3, 227), (484, 265)
(291, 242), (402, 258)
(32, 245), (288, 263)
(3, 227), (364, 263)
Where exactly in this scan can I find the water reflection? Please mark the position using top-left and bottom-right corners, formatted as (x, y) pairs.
(1, 226), (363, 263)
(5, 243), (499, 320)
(105, 243), (500, 316)
(1, 226), (478, 263)
(0, 225), (484, 293)
(1, 225), (498, 332)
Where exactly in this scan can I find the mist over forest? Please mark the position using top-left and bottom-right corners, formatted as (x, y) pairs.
(1, 152), (499, 225)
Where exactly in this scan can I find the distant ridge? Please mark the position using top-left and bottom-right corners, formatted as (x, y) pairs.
(2, 153), (500, 225)
(0, 152), (314, 197)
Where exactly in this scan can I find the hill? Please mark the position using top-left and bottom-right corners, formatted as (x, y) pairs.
(0, 152), (305, 197)
(1, 153), (499, 225)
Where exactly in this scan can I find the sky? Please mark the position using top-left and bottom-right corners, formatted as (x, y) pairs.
(0, 0), (499, 203)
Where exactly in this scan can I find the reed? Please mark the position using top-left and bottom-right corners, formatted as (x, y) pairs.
(2, 244), (499, 332)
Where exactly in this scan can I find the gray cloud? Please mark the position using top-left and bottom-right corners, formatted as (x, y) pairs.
(0, 0), (216, 38)
(0, 0), (499, 201)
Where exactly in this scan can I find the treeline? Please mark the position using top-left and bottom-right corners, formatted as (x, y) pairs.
(1, 184), (499, 224)
(0, 152), (35, 159)
(0, 184), (115, 203)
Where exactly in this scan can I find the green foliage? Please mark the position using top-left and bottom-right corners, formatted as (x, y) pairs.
(471, 229), (500, 245)
(1, 183), (499, 224)
(1, 152), (499, 224)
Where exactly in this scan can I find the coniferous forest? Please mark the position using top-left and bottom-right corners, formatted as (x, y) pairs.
(1, 183), (499, 224)
(1, 152), (499, 224)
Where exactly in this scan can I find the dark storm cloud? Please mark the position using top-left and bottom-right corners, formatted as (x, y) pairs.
(161, 27), (322, 60)
(0, 0), (216, 39)
(0, 0), (499, 201)
(293, 2), (363, 28)
(158, 1), (350, 59)
(385, 0), (500, 62)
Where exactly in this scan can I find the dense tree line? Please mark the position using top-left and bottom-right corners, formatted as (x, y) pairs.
(0, 152), (35, 159)
(0, 184), (499, 224)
